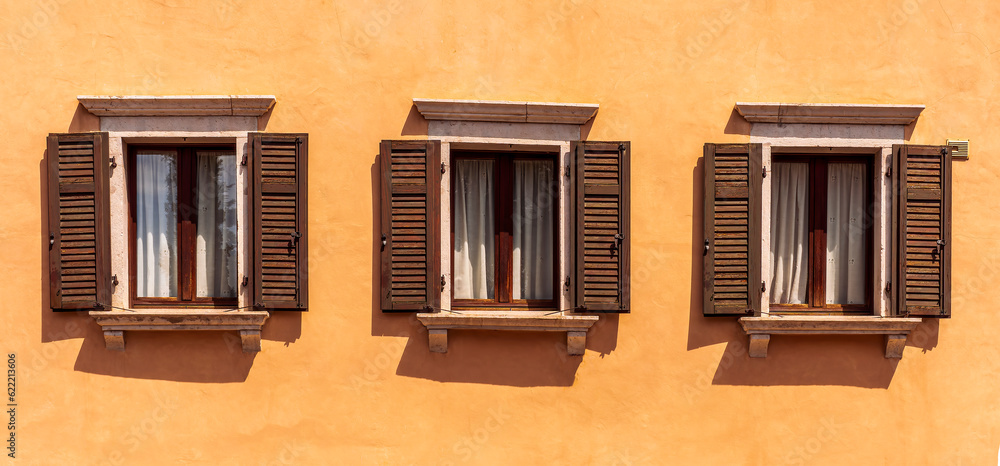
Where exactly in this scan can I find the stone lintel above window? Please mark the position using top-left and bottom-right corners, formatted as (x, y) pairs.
(78, 95), (276, 117)
(413, 98), (599, 125)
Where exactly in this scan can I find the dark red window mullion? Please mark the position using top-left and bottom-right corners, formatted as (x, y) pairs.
(177, 148), (195, 301)
(497, 157), (513, 304)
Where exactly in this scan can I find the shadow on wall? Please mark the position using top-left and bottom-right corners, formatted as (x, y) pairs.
(38, 109), (299, 382)
(686, 152), (939, 389)
(369, 129), (618, 386)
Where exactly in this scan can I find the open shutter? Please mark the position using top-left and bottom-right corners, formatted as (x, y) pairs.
(572, 141), (630, 312)
(703, 143), (762, 316)
(892, 144), (951, 317)
(250, 133), (308, 310)
(47, 133), (112, 311)
(380, 140), (441, 312)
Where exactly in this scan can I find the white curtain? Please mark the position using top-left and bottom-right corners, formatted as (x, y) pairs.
(196, 151), (238, 298)
(453, 160), (495, 299)
(135, 150), (178, 298)
(769, 162), (808, 304)
(826, 163), (866, 304)
(513, 160), (555, 300)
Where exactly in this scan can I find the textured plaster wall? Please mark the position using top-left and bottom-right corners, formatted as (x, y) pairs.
(3, 0), (1000, 464)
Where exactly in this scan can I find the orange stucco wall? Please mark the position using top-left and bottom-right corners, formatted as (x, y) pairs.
(3, 0), (1000, 464)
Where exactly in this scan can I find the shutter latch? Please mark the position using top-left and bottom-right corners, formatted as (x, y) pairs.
(933, 239), (946, 261)
(611, 233), (624, 255)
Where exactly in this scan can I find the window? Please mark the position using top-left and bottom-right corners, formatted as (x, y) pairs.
(48, 95), (308, 353)
(768, 155), (873, 314)
(128, 145), (239, 307)
(379, 139), (630, 315)
(378, 99), (629, 354)
(451, 152), (558, 309)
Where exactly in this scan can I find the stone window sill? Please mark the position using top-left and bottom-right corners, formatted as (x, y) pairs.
(739, 316), (923, 359)
(416, 311), (599, 355)
(89, 309), (270, 353)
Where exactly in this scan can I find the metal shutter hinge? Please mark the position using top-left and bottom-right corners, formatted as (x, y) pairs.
(761, 281), (766, 293)
(885, 281), (891, 294)
(564, 276), (570, 291)
(49, 233), (54, 249)
(885, 162), (892, 178)
(441, 275), (446, 287)
(441, 162), (446, 174)
(242, 276), (249, 288)
(241, 154), (248, 166)
(762, 165), (767, 179)
(381, 233), (387, 251)
(110, 157), (117, 170)
(111, 275), (118, 289)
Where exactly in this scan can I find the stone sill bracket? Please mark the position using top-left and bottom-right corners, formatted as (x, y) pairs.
(415, 312), (600, 355)
(739, 316), (924, 359)
(89, 310), (271, 353)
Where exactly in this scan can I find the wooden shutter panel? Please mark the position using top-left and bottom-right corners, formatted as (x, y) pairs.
(703, 143), (762, 316)
(47, 133), (112, 311)
(892, 144), (951, 317)
(572, 141), (630, 312)
(250, 133), (308, 310)
(379, 140), (441, 312)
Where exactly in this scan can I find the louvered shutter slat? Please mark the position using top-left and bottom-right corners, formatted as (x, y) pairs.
(703, 143), (762, 316)
(573, 141), (630, 313)
(892, 145), (951, 317)
(250, 133), (308, 310)
(380, 140), (441, 312)
(47, 133), (111, 311)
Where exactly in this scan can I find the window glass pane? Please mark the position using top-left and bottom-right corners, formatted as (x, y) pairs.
(453, 159), (495, 299)
(195, 151), (238, 298)
(513, 160), (555, 300)
(826, 162), (866, 304)
(769, 162), (809, 304)
(135, 150), (178, 298)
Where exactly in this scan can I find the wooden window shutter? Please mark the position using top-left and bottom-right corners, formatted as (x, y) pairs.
(379, 140), (441, 312)
(250, 133), (308, 310)
(892, 144), (952, 317)
(572, 141), (630, 312)
(703, 143), (762, 316)
(47, 133), (112, 311)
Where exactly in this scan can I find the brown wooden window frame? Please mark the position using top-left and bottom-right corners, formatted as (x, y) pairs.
(769, 153), (875, 315)
(450, 150), (560, 311)
(127, 143), (238, 308)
